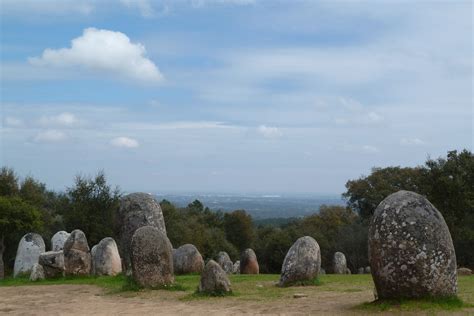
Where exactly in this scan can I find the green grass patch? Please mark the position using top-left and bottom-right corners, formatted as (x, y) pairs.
(357, 295), (469, 312)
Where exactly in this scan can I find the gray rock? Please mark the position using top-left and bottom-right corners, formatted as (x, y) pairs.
(14, 233), (45, 277)
(51, 231), (70, 251)
(131, 226), (174, 288)
(90, 245), (97, 275)
(333, 252), (347, 274)
(29, 263), (45, 281)
(198, 260), (232, 294)
(320, 268), (326, 275)
(279, 236), (321, 287)
(117, 193), (167, 270)
(93, 237), (122, 276)
(240, 248), (259, 274)
(173, 244), (204, 275)
(358, 267), (365, 274)
(365, 266), (371, 274)
(64, 229), (91, 276)
(216, 251), (233, 274)
(38, 251), (65, 278)
(369, 190), (457, 299)
(233, 261), (240, 274)
(345, 267), (352, 275)
(457, 267), (472, 276)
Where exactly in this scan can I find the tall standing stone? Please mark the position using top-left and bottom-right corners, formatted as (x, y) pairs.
(199, 260), (232, 294)
(240, 248), (259, 274)
(131, 226), (174, 288)
(369, 190), (457, 299)
(63, 229), (91, 276)
(93, 237), (122, 276)
(279, 236), (321, 287)
(333, 252), (347, 274)
(173, 244), (204, 274)
(51, 231), (70, 251)
(13, 233), (45, 277)
(216, 251), (233, 274)
(117, 193), (167, 270)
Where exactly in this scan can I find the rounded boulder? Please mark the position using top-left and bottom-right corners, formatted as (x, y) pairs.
(279, 236), (321, 287)
(240, 248), (259, 274)
(199, 260), (232, 294)
(117, 193), (167, 270)
(13, 233), (45, 277)
(173, 244), (204, 275)
(131, 226), (174, 288)
(369, 190), (457, 299)
(333, 252), (347, 274)
(63, 229), (91, 276)
(93, 237), (122, 276)
(216, 251), (233, 274)
(51, 231), (70, 251)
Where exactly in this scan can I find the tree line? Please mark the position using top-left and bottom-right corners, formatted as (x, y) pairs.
(0, 149), (472, 278)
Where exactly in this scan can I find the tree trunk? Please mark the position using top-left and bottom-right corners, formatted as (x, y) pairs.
(0, 235), (5, 279)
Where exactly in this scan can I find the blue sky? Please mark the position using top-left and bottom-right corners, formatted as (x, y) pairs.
(1, 0), (472, 195)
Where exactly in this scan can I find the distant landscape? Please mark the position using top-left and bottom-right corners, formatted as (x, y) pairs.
(154, 193), (345, 219)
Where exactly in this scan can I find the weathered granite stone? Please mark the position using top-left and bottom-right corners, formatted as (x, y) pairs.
(63, 229), (91, 276)
(216, 251), (233, 274)
(51, 231), (70, 251)
(369, 190), (457, 299)
(93, 237), (122, 276)
(233, 261), (240, 274)
(365, 266), (371, 274)
(131, 226), (174, 288)
(333, 252), (347, 274)
(279, 236), (321, 287)
(90, 244), (97, 275)
(457, 267), (472, 276)
(358, 267), (365, 274)
(117, 193), (167, 270)
(38, 251), (65, 278)
(198, 260), (232, 294)
(29, 263), (45, 281)
(240, 248), (259, 274)
(173, 244), (204, 275)
(14, 233), (45, 277)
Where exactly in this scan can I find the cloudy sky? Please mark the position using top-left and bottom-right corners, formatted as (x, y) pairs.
(1, 0), (472, 195)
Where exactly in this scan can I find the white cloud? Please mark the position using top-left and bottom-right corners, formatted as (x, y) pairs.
(400, 138), (425, 146)
(38, 112), (79, 127)
(115, 121), (234, 130)
(34, 130), (67, 143)
(257, 125), (282, 138)
(362, 145), (379, 153)
(120, 0), (160, 18)
(29, 28), (163, 83)
(4, 116), (24, 128)
(110, 136), (139, 148)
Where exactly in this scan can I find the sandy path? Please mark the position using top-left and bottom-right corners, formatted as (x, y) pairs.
(0, 284), (470, 315)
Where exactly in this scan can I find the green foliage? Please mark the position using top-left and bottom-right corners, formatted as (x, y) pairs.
(343, 149), (474, 268)
(0, 167), (19, 196)
(63, 171), (121, 246)
(223, 210), (254, 251)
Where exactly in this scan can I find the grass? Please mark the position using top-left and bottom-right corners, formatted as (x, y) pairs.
(2, 272), (473, 313)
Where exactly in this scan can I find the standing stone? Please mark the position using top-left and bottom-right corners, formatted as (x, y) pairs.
(14, 233), (45, 277)
(131, 226), (174, 288)
(333, 252), (347, 274)
(90, 245), (98, 275)
(320, 268), (326, 275)
(365, 266), (371, 274)
(51, 231), (70, 251)
(216, 251), (233, 274)
(29, 263), (45, 281)
(345, 267), (352, 274)
(457, 267), (472, 276)
(358, 267), (365, 274)
(240, 248), (259, 274)
(63, 229), (91, 276)
(198, 260), (232, 294)
(369, 190), (457, 299)
(117, 193), (167, 270)
(173, 244), (204, 275)
(93, 237), (122, 276)
(279, 236), (321, 287)
(233, 261), (240, 274)
(39, 251), (65, 278)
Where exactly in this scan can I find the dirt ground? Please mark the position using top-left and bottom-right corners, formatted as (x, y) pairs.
(2, 283), (471, 316)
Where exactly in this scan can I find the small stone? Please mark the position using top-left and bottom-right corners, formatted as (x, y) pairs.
(198, 260), (232, 294)
(29, 263), (45, 281)
(240, 248), (259, 274)
(293, 293), (308, 298)
(233, 261), (240, 274)
(457, 267), (472, 276)
(173, 244), (204, 275)
(333, 252), (347, 274)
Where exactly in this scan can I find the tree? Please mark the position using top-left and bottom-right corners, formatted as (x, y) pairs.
(0, 167), (19, 196)
(63, 171), (121, 246)
(0, 196), (43, 279)
(223, 210), (255, 251)
(344, 167), (423, 220)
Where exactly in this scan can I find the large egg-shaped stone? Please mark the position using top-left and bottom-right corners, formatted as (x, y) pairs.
(369, 190), (457, 299)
